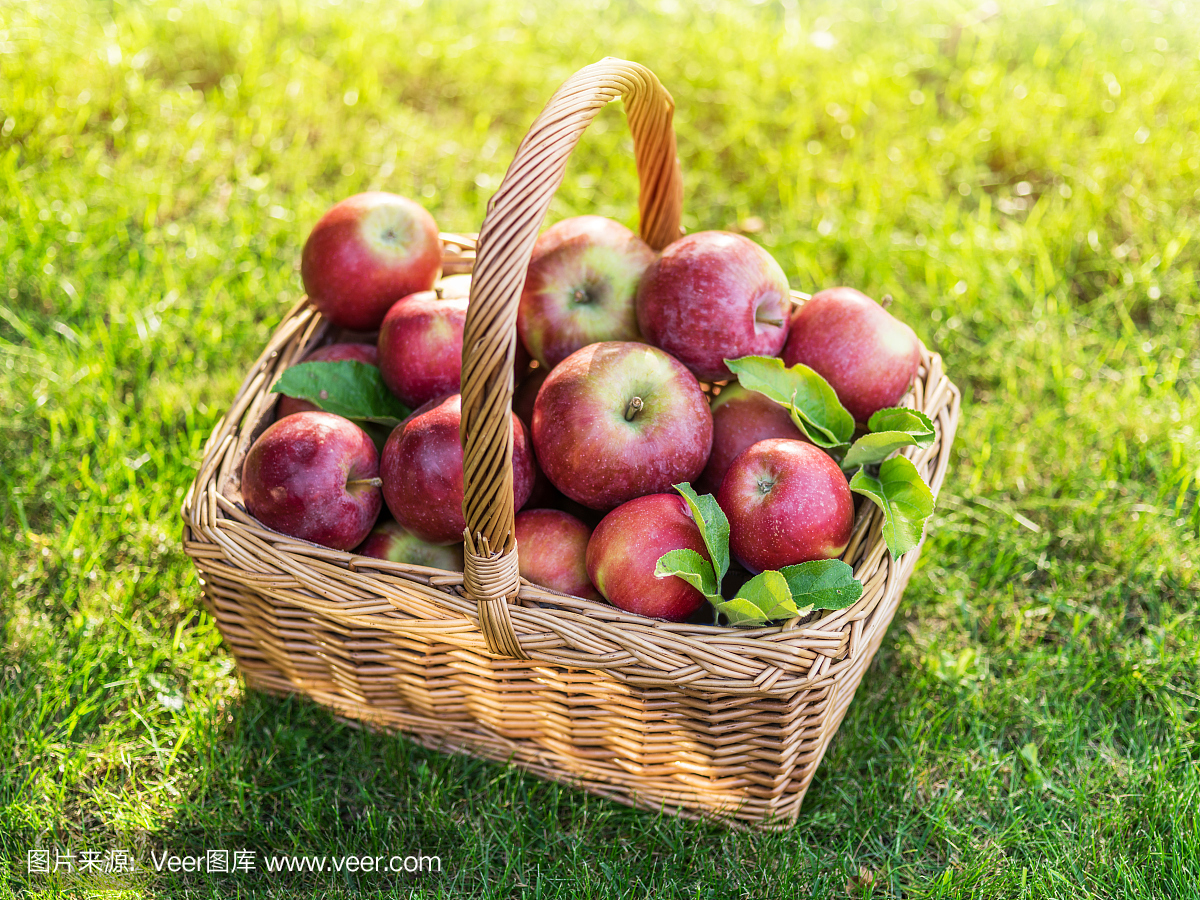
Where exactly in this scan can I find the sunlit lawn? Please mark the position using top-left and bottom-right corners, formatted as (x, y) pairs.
(2, 0), (1199, 896)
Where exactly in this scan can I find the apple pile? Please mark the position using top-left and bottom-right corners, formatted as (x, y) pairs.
(243, 191), (935, 627)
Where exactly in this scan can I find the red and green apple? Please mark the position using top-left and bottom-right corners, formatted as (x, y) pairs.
(531, 342), (712, 510)
(586, 493), (711, 621)
(380, 394), (535, 545)
(301, 192), (441, 331)
(782, 287), (921, 424)
(717, 438), (854, 573)
(517, 216), (655, 369)
(514, 508), (601, 601)
(636, 230), (791, 382)
(241, 411), (382, 551)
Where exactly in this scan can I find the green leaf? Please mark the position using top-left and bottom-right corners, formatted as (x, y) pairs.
(709, 596), (775, 627)
(712, 570), (798, 626)
(736, 570), (799, 619)
(868, 407), (936, 439)
(850, 456), (936, 559)
(271, 360), (410, 427)
(724, 355), (855, 450)
(655, 548), (720, 601)
(778, 559), (863, 616)
(841, 408), (936, 469)
(673, 483), (730, 583)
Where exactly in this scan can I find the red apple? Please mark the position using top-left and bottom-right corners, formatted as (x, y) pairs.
(635, 231), (791, 382)
(531, 342), (713, 510)
(517, 216), (655, 369)
(380, 393), (535, 545)
(301, 192), (441, 331)
(514, 509), (601, 601)
(585, 493), (710, 621)
(355, 519), (464, 570)
(696, 383), (808, 495)
(717, 438), (854, 573)
(241, 411), (382, 551)
(377, 290), (467, 408)
(277, 342), (380, 419)
(781, 287), (921, 424)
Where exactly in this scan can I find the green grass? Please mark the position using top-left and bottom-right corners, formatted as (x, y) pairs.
(2, 0), (1199, 896)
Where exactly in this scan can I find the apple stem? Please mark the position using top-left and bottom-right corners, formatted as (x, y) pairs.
(624, 396), (644, 421)
(881, 293), (894, 308)
(435, 286), (444, 300)
(347, 477), (384, 490)
(756, 315), (785, 327)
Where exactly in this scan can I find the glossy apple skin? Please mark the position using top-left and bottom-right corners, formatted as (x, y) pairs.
(532, 342), (713, 511)
(518, 216), (656, 370)
(377, 290), (468, 408)
(515, 509), (602, 601)
(635, 231), (791, 382)
(696, 383), (808, 495)
(586, 493), (710, 621)
(717, 438), (854, 573)
(781, 287), (921, 424)
(301, 192), (441, 331)
(277, 342), (380, 419)
(380, 394), (535, 545)
(241, 411), (382, 550)
(355, 519), (464, 570)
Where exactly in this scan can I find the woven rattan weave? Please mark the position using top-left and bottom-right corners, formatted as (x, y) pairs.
(182, 59), (960, 828)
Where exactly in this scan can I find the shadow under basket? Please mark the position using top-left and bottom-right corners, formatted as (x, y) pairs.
(181, 59), (961, 829)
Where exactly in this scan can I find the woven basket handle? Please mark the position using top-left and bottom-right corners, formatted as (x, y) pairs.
(460, 58), (684, 658)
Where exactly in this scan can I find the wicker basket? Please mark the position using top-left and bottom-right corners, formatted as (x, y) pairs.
(182, 59), (961, 829)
